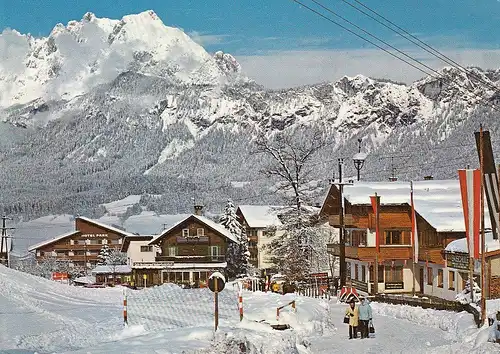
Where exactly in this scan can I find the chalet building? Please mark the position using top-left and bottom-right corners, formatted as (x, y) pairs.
(236, 205), (283, 271)
(28, 216), (134, 268)
(121, 235), (157, 265)
(130, 207), (238, 287)
(323, 180), (469, 296)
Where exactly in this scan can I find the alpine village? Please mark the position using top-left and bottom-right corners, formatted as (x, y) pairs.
(0, 127), (498, 333)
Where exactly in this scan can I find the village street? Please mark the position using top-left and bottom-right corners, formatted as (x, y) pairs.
(2, 265), (498, 353)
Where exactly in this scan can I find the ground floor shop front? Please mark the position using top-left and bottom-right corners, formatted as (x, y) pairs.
(131, 262), (227, 288)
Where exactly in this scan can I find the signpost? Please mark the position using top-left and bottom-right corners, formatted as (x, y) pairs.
(143, 274), (147, 289)
(208, 271), (226, 331)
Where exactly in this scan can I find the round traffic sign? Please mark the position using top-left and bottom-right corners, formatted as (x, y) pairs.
(208, 272), (225, 292)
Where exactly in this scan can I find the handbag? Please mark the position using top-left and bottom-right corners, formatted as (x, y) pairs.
(343, 315), (350, 324)
(369, 320), (375, 334)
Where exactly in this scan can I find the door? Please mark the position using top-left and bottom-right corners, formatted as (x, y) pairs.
(419, 267), (424, 293)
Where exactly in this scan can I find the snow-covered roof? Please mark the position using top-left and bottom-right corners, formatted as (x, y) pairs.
(237, 205), (284, 228)
(91, 265), (132, 274)
(149, 215), (238, 244)
(28, 231), (80, 251)
(341, 180), (491, 233)
(73, 276), (96, 284)
(77, 216), (135, 237)
(445, 232), (500, 254)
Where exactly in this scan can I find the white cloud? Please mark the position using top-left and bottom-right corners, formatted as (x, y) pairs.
(235, 49), (500, 89)
(187, 31), (230, 46)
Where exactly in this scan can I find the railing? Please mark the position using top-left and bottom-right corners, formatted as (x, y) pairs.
(155, 255), (226, 263)
(373, 293), (481, 327)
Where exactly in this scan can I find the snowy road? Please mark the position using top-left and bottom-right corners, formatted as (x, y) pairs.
(309, 301), (455, 353)
(0, 266), (498, 353)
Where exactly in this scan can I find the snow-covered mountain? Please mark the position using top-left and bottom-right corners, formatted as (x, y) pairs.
(0, 11), (499, 220)
(0, 10), (243, 108)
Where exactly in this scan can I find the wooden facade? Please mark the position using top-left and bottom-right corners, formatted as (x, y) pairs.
(324, 184), (463, 265)
(323, 183), (465, 294)
(141, 214), (235, 287)
(28, 217), (130, 268)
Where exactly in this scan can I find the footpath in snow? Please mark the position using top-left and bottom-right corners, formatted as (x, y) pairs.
(0, 265), (499, 353)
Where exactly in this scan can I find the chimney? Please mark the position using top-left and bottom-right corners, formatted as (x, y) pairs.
(424, 175), (434, 180)
(194, 204), (204, 216)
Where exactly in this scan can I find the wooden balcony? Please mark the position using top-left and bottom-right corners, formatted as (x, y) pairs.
(52, 244), (105, 250)
(419, 247), (446, 265)
(327, 243), (413, 261)
(155, 255), (226, 263)
(329, 214), (356, 227)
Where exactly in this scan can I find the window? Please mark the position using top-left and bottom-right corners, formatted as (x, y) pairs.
(384, 265), (403, 283)
(448, 271), (455, 290)
(140, 245), (153, 252)
(349, 230), (367, 247)
(182, 229), (189, 237)
(385, 230), (402, 245)
(427, 267), (433, 285)
(210, 246), (220, 260)
(369, 265), (384, 283)
(361, 265), (366, 282)
(438, 269), (443, 288)
(354, 264), (359, 280)
(197, 228), (204, 237)
(168, 246), (177, 256)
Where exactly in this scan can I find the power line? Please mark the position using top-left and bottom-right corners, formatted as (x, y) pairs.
(289, 0), (435, 77)
(340, 0), (500, 94)
(290, 0), (500, 114)
(307, 0), (445, 79)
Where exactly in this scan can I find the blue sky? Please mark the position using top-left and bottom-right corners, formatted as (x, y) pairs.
(1, 0), (500, 87)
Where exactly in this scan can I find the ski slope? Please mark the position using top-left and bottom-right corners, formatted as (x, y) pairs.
(0, 265), (498, 353)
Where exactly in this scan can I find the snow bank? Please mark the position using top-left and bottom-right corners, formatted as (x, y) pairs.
(371, 302), (477, 340)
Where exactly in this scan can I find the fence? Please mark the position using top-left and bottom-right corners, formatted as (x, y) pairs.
(373, 294), (481, 327)
(125, 284), (239, 332)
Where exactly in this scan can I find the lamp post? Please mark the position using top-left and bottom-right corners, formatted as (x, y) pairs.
(353, 138), (367, 181)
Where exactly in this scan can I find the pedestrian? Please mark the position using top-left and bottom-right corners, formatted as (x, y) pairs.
(345, 298), (359, 339)
(358, 296), (373, 339)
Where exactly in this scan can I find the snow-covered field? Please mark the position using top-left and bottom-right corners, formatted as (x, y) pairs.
(0, 265), (498, 353)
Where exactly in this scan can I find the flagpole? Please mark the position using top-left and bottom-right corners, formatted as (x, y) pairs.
(480, 125), (486, 325)
(373, 193), (380, 295)
(411, 181), (416, 297)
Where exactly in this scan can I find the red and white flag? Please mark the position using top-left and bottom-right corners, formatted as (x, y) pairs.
(411, 182), (419, 263)
(458, 169), (481, 259)
(370, 194), (381, 253)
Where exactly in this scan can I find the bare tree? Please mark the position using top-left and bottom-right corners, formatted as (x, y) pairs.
(254, 127), (330, 281)
(254, 127), (329, 212)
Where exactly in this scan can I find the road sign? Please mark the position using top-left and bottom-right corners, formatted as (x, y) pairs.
(208, 272), (225, 292)
(208, 272), (226, 331)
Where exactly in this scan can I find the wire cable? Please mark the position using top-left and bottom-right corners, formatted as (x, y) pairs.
(289, 0), (436, 78)
(290, 0), (500, 114)
(341, 0), (500, 93)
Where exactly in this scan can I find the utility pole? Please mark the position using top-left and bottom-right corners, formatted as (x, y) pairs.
(479, 125), (486, 325)
(0, 216), (15, 267)
(335, 158), (353, 288)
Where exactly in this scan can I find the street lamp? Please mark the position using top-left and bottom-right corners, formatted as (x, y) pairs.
(353, 138), (367, 181)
